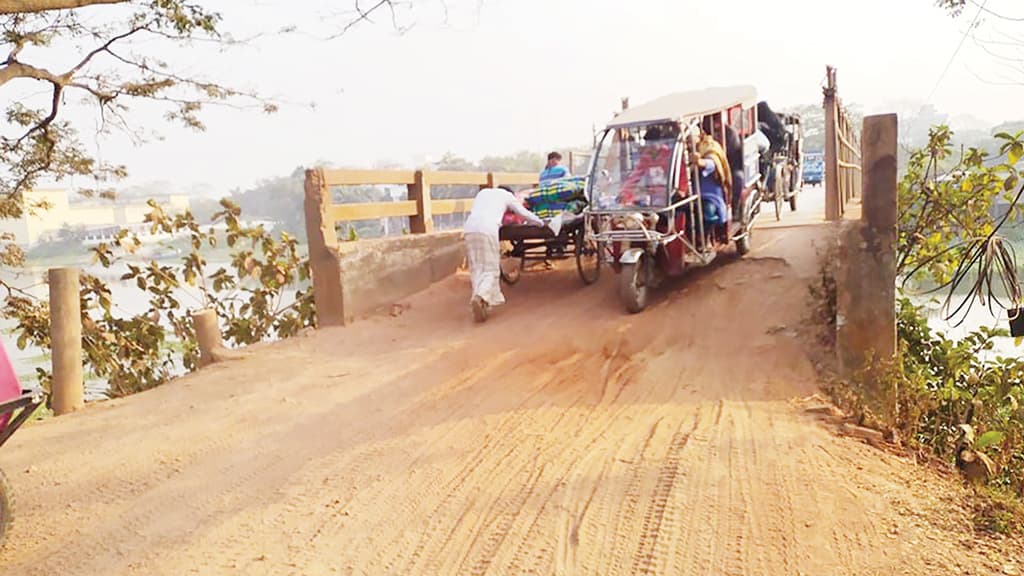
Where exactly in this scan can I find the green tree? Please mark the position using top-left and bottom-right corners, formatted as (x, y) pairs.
(0, 1), (272, 208)
(0, 0), (405, 253)
(898, 126), (1024, 297)
(231, 167), (307, 238)
(817, 124), (1024, 508)
(0, 0), (404, 399)
(5, 198), (316, 398)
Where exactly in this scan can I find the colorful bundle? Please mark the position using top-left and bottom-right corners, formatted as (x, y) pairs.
(524, 176), (588, 218)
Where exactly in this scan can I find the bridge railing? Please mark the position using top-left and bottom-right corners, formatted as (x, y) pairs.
(303, 168), (539, 239)
(823, 66), (863, 221)
(302, 167), (541, 326)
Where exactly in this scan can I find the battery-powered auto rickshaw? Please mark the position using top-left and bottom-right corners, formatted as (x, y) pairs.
(584, 86), (766, 313)
(763, 112), (804, 219)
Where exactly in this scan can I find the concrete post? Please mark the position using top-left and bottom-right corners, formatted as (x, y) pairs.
(303, 167), (346, 327)
(861, 115), (899, 234)
(192, 309), (223, 368)
(840, 114), (849, 208)
(824, 67), (841, 221)
(836, 114), (898, 378)
(49, 267), (83, 415)
(407, 170), (434, 234)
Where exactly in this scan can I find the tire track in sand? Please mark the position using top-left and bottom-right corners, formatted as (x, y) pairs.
(630, 413), (702, 575)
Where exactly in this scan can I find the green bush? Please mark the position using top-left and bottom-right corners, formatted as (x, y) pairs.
(3, 199), (316, 398)
(845, 298), (1024, 497)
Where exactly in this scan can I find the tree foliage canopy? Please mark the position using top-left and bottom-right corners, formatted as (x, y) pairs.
(0, 1), (269, 210)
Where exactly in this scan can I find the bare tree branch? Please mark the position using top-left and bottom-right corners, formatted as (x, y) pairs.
(966, 64), (1024, 86)
(970, 31), (1024, 65)
(969, 0), (1024, 22)
(326, 0), (408, 39)
(0, 57), (64, 86)
(0, 0), (414, 213)
(66, 23), (147, 78)
(0, 2), (236, 203)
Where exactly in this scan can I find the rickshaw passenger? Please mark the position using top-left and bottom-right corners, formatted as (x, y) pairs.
(693, 123), (732, 226)
(619, 124), (676, 204)
(757, 101), (787, 153)
(725, 124), (745, 219)
(539, 151), (571, 182)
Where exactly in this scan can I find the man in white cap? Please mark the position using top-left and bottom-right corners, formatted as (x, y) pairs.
(464, 185), (545, 322)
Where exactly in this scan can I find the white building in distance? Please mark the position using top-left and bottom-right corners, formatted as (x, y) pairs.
(0, 189), (191, 246)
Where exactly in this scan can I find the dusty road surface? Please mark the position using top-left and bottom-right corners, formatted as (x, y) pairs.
(0, 223), (1020, 575)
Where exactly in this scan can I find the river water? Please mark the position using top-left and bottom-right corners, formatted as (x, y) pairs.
(0, 260), (305, 400)
(916, 294), (1021, 358)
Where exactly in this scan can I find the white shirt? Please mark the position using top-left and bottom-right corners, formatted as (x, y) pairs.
(464, 187), (544, 237)
(749, 130), (770, 153)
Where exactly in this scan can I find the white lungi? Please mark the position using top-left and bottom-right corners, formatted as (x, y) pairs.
(465, 232), (505, 307)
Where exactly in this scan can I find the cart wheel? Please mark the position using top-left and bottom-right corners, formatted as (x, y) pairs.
(0, 467), (12, 548)
(499, 241), (521, 285)
(619, 257), (649, 314)
(575, 236), (601, 285)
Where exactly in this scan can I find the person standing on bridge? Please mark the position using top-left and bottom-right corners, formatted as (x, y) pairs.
(464, 185), (545, 322)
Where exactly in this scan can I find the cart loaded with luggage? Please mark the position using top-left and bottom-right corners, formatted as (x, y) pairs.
(498, 175), (601, 286)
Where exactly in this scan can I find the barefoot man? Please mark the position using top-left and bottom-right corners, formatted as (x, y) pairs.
(464, 185), (545, 322)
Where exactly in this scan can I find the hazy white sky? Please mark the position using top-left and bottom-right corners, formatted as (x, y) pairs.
(28, 0), (1024, 194)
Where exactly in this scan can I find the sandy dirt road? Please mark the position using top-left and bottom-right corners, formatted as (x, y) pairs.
(0, 223), (1019, 575)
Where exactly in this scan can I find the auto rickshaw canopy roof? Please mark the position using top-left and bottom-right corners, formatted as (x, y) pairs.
(605, 86), (758, 129)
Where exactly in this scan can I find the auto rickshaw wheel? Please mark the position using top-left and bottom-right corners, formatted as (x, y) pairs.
(772, 165), (785, 221)
(619, 256), (649, 314)
(0, 467), (12, 548)
(499, 241), (521, 285)
(575, 234), (601, 285)
(736, 227), (752, 256)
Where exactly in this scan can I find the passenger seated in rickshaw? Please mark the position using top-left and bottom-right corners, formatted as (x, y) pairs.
(619, 123), (678, 206)
(692, 121), (732, 228)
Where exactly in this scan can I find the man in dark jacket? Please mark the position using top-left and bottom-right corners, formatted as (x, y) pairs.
(724, 124), (745, 221)
(757, 101), (787, 153)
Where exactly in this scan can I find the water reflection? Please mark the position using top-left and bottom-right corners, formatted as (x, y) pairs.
(1, 260), (305, 401)
(917, 295), (1021, 358)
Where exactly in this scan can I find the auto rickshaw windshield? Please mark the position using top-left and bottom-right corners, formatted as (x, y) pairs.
(590, 123), (679, 211)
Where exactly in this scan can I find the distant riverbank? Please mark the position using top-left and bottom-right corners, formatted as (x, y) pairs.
(22, 234), (308, 269)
